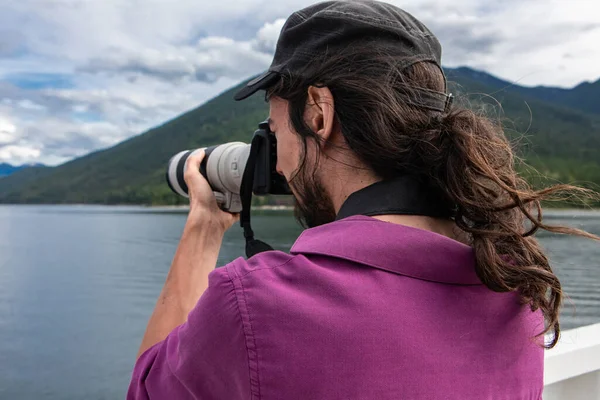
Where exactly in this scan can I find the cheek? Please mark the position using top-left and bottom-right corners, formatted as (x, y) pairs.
(276, 133), (301, 179)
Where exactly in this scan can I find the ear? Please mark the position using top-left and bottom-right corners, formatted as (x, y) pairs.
(306, 86), (335, 143)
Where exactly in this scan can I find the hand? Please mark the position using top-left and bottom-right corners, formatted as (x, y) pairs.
(184, 149), (239, 232)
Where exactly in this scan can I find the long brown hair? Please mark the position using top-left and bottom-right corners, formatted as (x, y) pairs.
(267, 45), (600, 348)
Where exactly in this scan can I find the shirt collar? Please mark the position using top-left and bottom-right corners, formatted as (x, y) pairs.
(290, 215), (480, 285)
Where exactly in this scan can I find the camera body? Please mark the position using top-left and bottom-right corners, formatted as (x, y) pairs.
(166, 121), (291, 212)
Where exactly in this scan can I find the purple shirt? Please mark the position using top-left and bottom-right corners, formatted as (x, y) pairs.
(128, 216), (544, 399)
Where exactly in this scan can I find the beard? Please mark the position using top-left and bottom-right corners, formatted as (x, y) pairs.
(290, 167), (337, 229)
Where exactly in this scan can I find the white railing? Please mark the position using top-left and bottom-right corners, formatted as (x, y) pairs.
(544, 323), (600, 400)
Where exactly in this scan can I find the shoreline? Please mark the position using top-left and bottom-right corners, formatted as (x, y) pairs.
(0, 203), (296, 211)
(140, 205), (295, 211)
(0, 203), (598, 214)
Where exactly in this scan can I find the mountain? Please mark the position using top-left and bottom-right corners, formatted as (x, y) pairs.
(0, 163), (46, 178)
(0, 81), (267, 204)
(451, 67), (600, 116)
(0, 163), (18, 177)
(0, 67), (599, 206)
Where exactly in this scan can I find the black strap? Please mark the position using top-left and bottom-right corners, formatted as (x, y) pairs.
(336, 176), (455, 221)
(239, 134), (274, 258)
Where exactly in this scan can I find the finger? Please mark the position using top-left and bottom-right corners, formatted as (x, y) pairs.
(186, 149), (205, 171)
(184, 149), (205, 181)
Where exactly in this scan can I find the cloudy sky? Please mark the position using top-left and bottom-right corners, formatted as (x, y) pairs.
(1, 0), (599, 166)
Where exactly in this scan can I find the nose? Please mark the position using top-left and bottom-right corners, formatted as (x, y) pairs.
(276, 162), (284, 177)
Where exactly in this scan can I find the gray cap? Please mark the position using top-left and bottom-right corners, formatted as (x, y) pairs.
(234, 0), (451, 111)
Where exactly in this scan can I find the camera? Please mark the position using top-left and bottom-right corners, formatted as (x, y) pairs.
(166, 121), (291, 212)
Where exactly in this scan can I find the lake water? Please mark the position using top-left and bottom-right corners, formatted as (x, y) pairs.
(0, 205), (599, 399)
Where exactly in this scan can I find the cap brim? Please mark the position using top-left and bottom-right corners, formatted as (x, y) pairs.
(234, 71), (279, 101)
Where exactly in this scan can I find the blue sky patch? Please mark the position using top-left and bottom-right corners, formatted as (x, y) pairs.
(72, 110), (104, 123)
(5, 73), (75, 90)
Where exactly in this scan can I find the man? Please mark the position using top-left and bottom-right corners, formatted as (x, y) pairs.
(128, 1), (553, 398)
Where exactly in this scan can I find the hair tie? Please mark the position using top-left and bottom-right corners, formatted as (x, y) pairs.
(444, 93), (454, 113)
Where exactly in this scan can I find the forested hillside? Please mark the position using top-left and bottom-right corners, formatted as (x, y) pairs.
(1, 68), (598, 206)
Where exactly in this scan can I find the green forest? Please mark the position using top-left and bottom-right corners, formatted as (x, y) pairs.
(0, 67), (599, 207)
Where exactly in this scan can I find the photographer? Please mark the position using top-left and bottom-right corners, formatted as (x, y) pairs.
(128, 1), (598, 399)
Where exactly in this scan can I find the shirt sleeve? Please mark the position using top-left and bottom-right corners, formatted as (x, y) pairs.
(127, 265), (251, 400)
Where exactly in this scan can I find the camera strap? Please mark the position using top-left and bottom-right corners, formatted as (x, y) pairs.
(335, 175), (455, 221)
(240, 134), (274, 258)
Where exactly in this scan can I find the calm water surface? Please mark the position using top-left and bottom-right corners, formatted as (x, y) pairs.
(0, 205), (598, 399)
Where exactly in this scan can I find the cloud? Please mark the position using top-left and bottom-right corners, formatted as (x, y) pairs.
(79, 48), (197, 82)
(253, 19), (287, 54)
(0, 73), (239, 165)
(0, 116), (17, 145)
(426, 0), (600, 86)
(0, 0), (599, 166)
(0, 29), (25, 58)
(78, 21), (284, 83)
(0, 145), (41, 164)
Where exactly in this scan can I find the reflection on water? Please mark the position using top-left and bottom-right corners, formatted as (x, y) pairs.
(0, 205), (598, 399)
